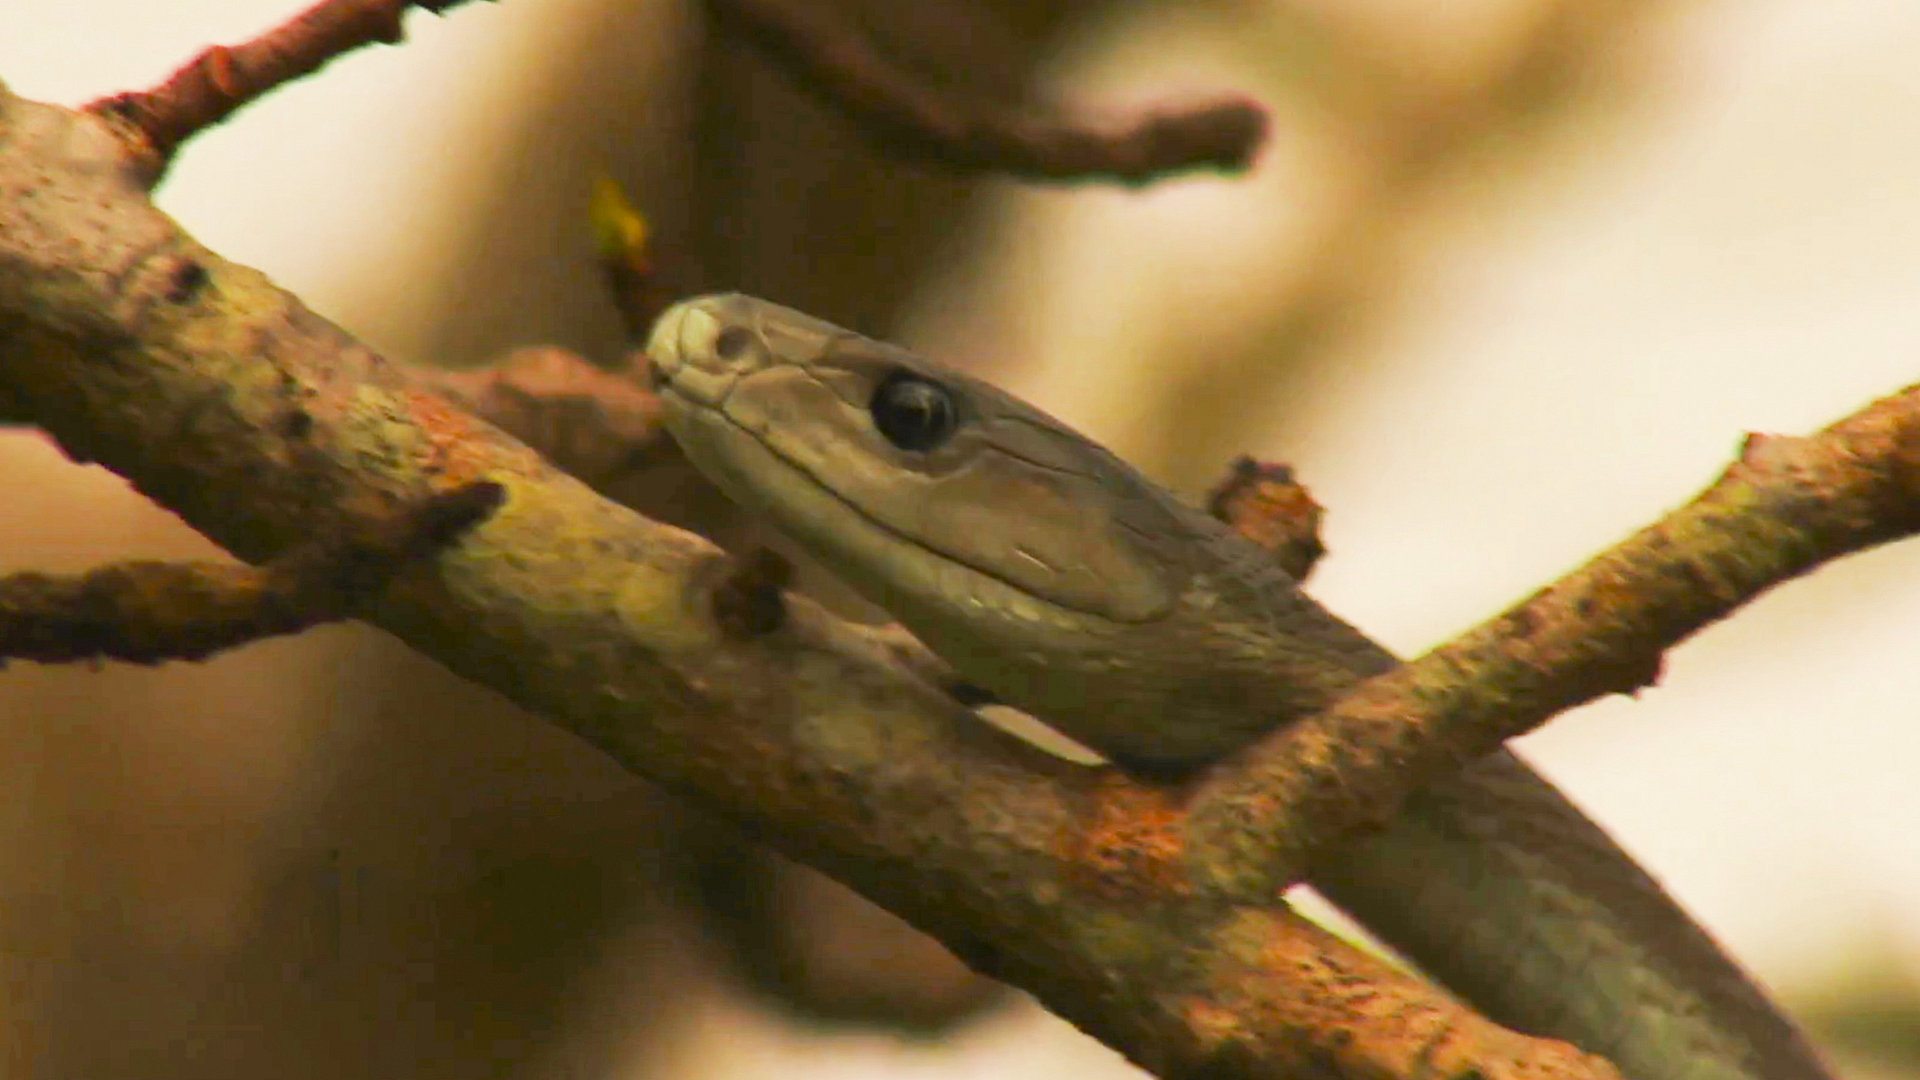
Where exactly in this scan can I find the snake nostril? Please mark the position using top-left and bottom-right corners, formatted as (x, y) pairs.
(643, 355), (666, 390)
(713, 325), (753, 361)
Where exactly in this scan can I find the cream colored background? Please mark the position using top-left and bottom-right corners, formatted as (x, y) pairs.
(1, 1), (1916, 1077)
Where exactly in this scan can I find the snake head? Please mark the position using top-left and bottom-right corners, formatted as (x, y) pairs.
(645, 293), (1193, 629)
(646, 294), (1390, 773)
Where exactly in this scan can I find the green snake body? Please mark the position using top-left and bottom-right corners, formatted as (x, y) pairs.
(647, 292), (1832, 1080)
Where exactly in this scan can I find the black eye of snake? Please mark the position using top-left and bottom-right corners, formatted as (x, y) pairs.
(870, 372), (959, 451)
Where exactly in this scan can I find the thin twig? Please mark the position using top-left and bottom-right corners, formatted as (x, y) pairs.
(413, 346), (672, 490)
(85, 0), (487, 182)
(0, 482), (502, 664)
(706, 0), (1267, 183)
(1206, 456), (1327, 581)
(1188, 411), (1920, 897)
(589, 175), (677, 343)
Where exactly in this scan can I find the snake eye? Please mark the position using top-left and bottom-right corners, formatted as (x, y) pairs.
(870, 372), (959, 451)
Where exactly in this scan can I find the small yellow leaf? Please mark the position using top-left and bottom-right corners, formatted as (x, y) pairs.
(589, 174), (649, 262)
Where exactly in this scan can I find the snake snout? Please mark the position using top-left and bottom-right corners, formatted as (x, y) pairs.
(644, 299), (700, 374)
(647, 294), (775, 379)
(646, 297), (762, 408)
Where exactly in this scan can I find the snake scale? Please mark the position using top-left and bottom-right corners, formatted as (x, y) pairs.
(646, 292), (1832, 1080)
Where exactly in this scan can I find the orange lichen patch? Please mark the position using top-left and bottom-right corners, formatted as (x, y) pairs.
(399, 387), (499, 484)
(1182, 995), (1252, 1048)
(1177, 911), (1615, 1080)
(1063, 772), (1191, 895)
(1174, 916), (1416, 1076)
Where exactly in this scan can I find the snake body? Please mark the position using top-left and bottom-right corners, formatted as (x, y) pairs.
(647, 293), (1832, 1080)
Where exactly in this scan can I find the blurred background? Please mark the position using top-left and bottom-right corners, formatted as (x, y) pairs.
(2, 0), (1919, 1077)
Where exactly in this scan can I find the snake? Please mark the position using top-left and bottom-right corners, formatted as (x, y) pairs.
(645, 292), (1833, 1080)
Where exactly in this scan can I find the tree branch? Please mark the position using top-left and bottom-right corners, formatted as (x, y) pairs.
(79, 0), (1265, 191)
(397, 310), (1920, 927)
(0, 84), (1614, 1080)
(84, 0), (487, 182)
(1185, 410), (1920, 896)
(704, 0), (1267, 183)
(0, 482), (501, 664)
(410, 346), (673, 491)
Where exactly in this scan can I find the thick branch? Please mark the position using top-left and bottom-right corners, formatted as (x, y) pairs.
(706, 0), (1267, 183)
(84, 0), (485, 180)
(0, 87), (1607, 1080)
